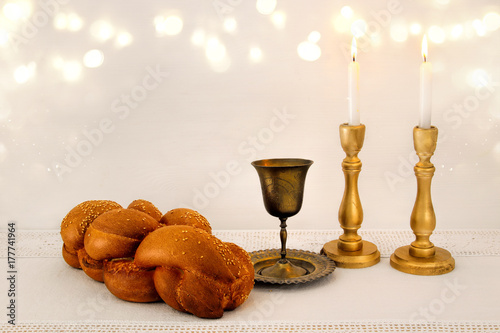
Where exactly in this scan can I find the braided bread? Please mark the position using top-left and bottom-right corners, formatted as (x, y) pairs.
(60, 202), (254, 318)
(60, 200), (122, 268)
(127, 199), (163, 221)
(134, 225), (254, 318)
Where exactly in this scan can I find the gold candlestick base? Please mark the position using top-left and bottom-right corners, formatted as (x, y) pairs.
(322, 239), (380, 268)
(321, 124), (380, 269)
(390, 126), (455, 276)
(390, 246), (454, 275)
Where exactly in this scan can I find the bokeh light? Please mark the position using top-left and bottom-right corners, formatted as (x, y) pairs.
(67, 13), (84, 31)
(494, 142), (500, 164)
(223, 17), (237, 33)
(351, 19), (367, 38)
(90, 20), (114, 41)
(209, 57), (231, 73)
(297, 41), (321, 62)
(14, 66), (30, 84)
(155, 16), (183, 36)
(467, 68), (489, 88)
(52, 57), (64, 70)
(256, 0), (277, 15)
(472, 19), (486, 36)
(410, 23), (422, 35)
(334, 15), (351, 33)
(428, 25), (446, 43)
(483, 12), (500, 31)
(54, 13), (68, 30)
(0, 29), (8, 46)
(450, 24), (463, 39)
(53, 12), (84, 32)
(62, 61), (82, 81)
(341, 6), (353, 19)
(390, 23), (408, 42)
(191, 29), (206, 46)
(83, 49), (104, 68)
(3, 1), (32, 21)
(205, 37), (226, 62)
(271, 12), (286, 29)
(370, 33), (382, 47)
(14, 62), (36, 84)
(307, 31), (321, 43)
(249, 47), (262, 62)
(115, 31), (133, 47)
(0, 142), (7, 163)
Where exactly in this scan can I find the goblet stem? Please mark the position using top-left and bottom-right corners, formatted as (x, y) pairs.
(260, 216), (307, 279)
(279, 217), (288, 260)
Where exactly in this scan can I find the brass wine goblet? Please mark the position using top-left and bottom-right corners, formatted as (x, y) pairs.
(251, 158), (313, 279)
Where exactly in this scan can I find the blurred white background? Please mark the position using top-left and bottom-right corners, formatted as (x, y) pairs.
(0, 0), (499, 231)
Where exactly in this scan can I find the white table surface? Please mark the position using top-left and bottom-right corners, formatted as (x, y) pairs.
(1, 229), (499, 332)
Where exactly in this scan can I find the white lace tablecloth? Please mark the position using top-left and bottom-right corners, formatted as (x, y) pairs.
(1, 229), (500, 332)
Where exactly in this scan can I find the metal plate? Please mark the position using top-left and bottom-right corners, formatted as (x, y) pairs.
(249, 249), (336, 284)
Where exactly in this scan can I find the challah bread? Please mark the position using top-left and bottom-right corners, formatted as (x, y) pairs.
(160, 208), (212, 233)
(62, 244), (80, 269)
(103, 258), (161, 303)
(60, 202), (254, 318)
(78, 248), (105, 282)
(134, 225), (254, 318)
(84, 208), (162, 261)
(221, 242), (256, 310)
(127, 199), (162, 221)
(60, 200), (122, 268)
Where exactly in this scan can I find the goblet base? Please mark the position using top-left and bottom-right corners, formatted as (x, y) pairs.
(250, 249), (336, 284)
(390, 245), (455, 275)
(260, 259), (307, 279)
(321, 239), (380, 268)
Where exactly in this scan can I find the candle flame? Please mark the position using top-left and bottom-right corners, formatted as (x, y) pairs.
(351, 37), (357, 62)
(422, 35), (428, 62)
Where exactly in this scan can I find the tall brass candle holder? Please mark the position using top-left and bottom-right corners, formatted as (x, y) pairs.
(390, 126), (455, 275)
(321, 124), (380, 268)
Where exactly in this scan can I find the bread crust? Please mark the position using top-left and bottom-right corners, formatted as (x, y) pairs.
(135, 225), (254, 318)
(135, 225), (235, 283)
(62, 244), (81, 269)
(160, 208), (212, 233)
(60, 200), (122, 253)
(223, 242), (255, 310)
(77, 248), (104, 282)
(127, 199), (162, 221)
(103, 258), (161, 303)
(84, 208), (162, 261)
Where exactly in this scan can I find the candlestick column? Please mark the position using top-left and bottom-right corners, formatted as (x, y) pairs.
(321, 124), (380, 268)
(390, 126), (455, 275)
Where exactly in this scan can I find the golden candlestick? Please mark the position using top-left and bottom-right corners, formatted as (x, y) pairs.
(390, 126), (455, 275)
(321, 124), (380, 268)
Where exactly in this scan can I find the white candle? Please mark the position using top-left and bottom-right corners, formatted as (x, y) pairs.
(419, 35), (432, 129)
(348, 37), (360, 126)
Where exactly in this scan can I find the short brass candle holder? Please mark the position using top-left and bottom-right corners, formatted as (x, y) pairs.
(321, 124), (380, 268)
(390, 126), (455, 275)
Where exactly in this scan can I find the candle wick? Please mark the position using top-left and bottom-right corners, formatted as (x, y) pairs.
(352, 55), (355, 62)
(423, 55), (427, 62)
